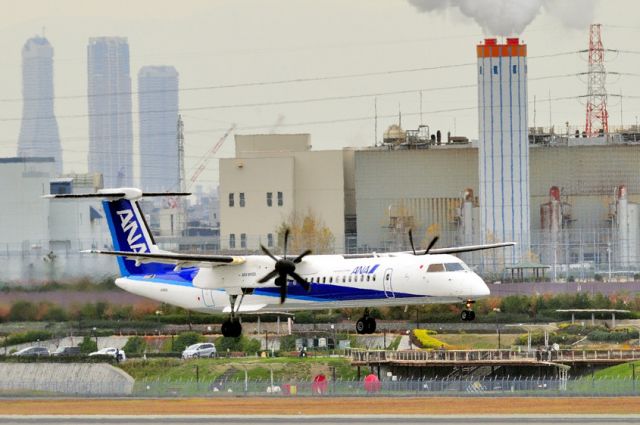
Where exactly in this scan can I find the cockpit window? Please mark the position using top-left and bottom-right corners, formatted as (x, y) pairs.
(426, 263), (445, 272)
(444, 262), (465, 272)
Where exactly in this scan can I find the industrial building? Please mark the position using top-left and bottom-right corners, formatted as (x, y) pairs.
(218, 134), (354, 252)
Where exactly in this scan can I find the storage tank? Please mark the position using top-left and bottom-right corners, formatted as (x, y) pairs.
(477, 37), (530, 265)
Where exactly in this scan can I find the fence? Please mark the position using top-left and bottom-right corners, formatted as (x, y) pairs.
(0, 376), (634, 397)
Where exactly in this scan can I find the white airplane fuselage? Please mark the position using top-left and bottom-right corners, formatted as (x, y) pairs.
(115, 252), (490, 314)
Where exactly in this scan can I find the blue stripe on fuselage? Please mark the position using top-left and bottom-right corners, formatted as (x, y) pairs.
(126, 272), (423, 302)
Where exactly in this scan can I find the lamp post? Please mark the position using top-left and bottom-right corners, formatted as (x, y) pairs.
(493, 308), (501, 350)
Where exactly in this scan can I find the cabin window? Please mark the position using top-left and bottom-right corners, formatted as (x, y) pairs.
(342, 276), (346, 283)
(366, 275), (370, 282)
(360, 275), (364, 282)
(372, 275), (376, 281)
(493, 65), (498, 75)
(348, 276), (352, 283)
(427, 263), (445, 272)
(322, 277), (326, 284)
(444, 262), (465, 272)
(329, 277), (333, 283)
(512, 64), (517, 74)
(479, 66), (482, 75)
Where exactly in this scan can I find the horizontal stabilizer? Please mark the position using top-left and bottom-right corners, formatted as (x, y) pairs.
(45, 188), (190, 201)
(82, 249), (245, 265)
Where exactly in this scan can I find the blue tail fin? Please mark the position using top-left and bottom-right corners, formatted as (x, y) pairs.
(102, 198), (170, 276)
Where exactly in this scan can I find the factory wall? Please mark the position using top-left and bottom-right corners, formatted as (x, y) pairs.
(355, 144), (640, 256)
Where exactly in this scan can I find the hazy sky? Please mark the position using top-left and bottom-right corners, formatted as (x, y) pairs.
(0, 0), (638, 190)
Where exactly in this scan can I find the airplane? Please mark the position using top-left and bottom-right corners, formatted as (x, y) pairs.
(48, 188), (514, 338)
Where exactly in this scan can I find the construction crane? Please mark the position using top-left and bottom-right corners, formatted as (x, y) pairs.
(187, 123), (236, 190)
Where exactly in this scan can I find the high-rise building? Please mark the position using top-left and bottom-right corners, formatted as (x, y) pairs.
(138, 66), (179, 192)
(17, 36), (62, 175)
(477, 37), (530, 265)
(87, 37), (133, 187)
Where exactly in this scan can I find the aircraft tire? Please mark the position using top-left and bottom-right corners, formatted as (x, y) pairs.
(365, 317), (376, 334)
(355, 319), (367, 334)
(222, 319), (243, 337)
(468, 310), (476, 321)
(460, 310), (469, 321)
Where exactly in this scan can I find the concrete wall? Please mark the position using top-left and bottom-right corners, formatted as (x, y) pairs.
(0, 363), (134, 395)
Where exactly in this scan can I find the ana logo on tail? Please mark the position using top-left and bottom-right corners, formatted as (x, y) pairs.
(116, 209), (148, 253)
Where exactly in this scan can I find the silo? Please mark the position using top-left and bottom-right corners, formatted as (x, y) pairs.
(477, 37), (530, 265)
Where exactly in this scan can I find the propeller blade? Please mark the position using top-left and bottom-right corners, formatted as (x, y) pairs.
(260, 244), (278, 262)
(257, 269), (278, 284)
(283, 228), (290, 259)
(290, 271), (310, 292)
(408, 229), (416, 255)
(423, 236), (440, 255)
(293, 249), (312, 264)
(279, 281), (287, 304)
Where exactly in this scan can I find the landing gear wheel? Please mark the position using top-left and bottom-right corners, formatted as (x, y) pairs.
(364, 317), (377, 334)
(222, 318), (243, 337)
(460, 310), (476, 321)
(356, 319), (367, 334)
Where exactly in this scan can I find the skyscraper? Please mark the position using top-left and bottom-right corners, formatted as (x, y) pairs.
(87, 37), (133, 187)
(138, 66), (179, 192)
(17, 36), (62, 175)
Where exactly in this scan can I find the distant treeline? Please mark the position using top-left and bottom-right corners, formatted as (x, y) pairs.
(0, 292), (637, 327)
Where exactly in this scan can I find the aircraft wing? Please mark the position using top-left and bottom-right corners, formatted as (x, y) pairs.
(82, 249), (246, 266)
(428, 242), (515, 254)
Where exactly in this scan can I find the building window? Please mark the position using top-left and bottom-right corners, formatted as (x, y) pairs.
(512, 65), (517, 74)
(229, 233), (236, 249)
(493, 65), (498, 75)
(277, 191), (283, 206)
(240, 233), (246, 248)
(267, 233), (273, 247)
(479, 66), (482, 75)
(266, 192), (273, 207)
(228, 193), (234, 207)
(239, 192), (245, 207)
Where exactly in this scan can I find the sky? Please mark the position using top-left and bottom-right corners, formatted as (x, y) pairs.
(0, 0), (639, 191)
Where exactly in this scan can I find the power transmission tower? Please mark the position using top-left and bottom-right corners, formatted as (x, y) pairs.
(585, 24), (609, 136)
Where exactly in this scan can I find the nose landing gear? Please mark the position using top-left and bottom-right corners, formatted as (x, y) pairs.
(461, 300), (476, 322)
(355, 308), (377, 334)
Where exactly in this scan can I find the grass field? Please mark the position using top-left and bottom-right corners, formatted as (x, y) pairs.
(119, 356), (359, 381)
(1, 397), (640, 415)
(437, 333), (518, 349)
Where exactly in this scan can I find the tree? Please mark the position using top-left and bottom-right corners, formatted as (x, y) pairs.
(276, 209), (335, 254)
(78, 335), (97, 354)
(9, 301), (37, 321)
(173, 331), (204, 352)
(122, 336), (147, 354)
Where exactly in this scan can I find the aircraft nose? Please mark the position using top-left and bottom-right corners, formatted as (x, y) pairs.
(474, 275), (491, 298)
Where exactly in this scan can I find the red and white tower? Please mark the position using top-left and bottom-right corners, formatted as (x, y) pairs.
(585, 24), (609, 136)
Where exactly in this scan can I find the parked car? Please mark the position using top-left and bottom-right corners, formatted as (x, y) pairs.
(182, 342), (216, 359)
(88, 347), (126, 361)
(12, 346), (50, 357)
(51, 346), (81, 357)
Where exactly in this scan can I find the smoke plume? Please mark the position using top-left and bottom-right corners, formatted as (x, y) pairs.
(408, 0), (597, 35)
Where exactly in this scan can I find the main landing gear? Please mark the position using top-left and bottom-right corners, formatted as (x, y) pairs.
(221, 294), (243, 338)
(356, 309), (377, 334)
(461, 300), (476, 322)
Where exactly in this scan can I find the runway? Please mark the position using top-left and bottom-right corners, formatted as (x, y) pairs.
(1, 415), (640, 425)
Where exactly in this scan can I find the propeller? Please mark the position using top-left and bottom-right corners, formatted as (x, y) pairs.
(257, 228), (312, 303)
(408, 229), (439, 255)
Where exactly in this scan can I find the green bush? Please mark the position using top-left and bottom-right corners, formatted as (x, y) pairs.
(122, 336), (147, 354)
(412, 329), (448, 349)
(5, 330), (52, 346)
(9, 301), (37, 321)
(173, 331), (204, 353)
(588, 329), (639, 342)
(279, 335), (297, 352)
(78, 336), (98, 354)
(215, 336), (261, 354)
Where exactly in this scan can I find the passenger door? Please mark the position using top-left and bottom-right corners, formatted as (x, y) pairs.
(382, 268), (395, 298)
